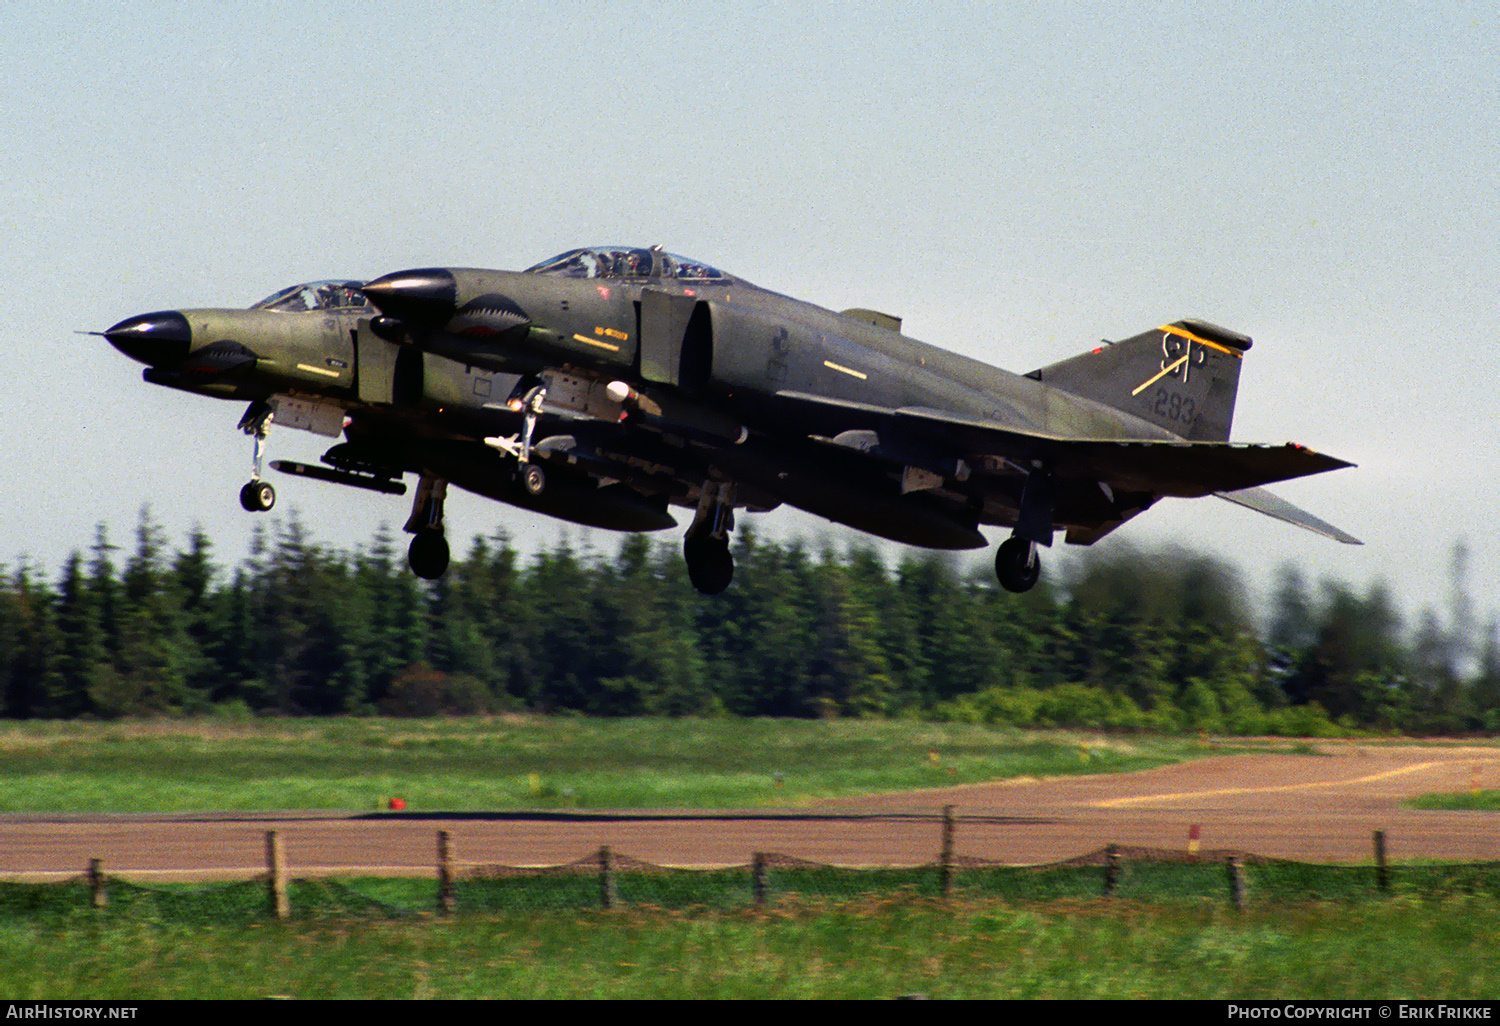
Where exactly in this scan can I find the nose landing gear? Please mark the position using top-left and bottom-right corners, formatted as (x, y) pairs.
(239, 479), (275, 513)
(237, 401), (276, 512)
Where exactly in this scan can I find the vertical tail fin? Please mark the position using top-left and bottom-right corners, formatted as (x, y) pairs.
(1028, 319), (1250, 441)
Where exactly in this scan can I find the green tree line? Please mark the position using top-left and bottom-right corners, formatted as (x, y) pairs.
(2, 512), (1495, 734)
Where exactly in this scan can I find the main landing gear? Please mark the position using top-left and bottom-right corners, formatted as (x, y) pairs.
(238, 401), (276, 512)
(518, 461), (546, 497)
(994, 537), (1041, 593)
(684, 481), (735, 595)
(406, 383), (549, 583)
(404, 474), (450, 579)
(485, 381), (548, 497)
(994, 465), (1053, 593)
(408, 530), (449, 580)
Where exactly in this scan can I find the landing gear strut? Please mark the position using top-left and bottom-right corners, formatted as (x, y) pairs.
(404, 474), (449, 579)
(684, 480), (736, 595)
(237, 401), (276, 512)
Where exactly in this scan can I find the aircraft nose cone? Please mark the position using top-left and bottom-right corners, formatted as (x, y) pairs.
(102, 311), (192, 366)
(361, 268), (457, 325)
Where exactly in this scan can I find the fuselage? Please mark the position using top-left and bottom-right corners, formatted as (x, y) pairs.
(105, 246), (1348, 593)
(352, 259), (1179, 446)
(107, 254), (1177, 451)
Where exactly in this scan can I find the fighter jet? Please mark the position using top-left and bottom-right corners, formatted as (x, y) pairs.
(102, 245), (1357, 594)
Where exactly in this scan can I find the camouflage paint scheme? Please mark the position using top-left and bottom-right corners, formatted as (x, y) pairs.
(103, 246), (1356, 593)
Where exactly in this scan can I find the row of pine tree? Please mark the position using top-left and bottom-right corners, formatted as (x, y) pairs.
(1, 512), (1494, 734)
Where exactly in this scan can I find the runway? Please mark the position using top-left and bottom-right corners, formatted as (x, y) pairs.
(3, 740), (1496, 881)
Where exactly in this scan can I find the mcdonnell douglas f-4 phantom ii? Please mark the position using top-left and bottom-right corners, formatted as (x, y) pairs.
(102, 245), (1358, 594)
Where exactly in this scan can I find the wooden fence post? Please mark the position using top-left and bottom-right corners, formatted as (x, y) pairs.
(1374, 830), (1390, 893)
(1226, 855), (1245, 911)
(87, 858), (106, 909)
(752, 852), (769, 908)
(265, 830), (288, 920)
(437, 831), (455, 915)
(599, 845), (617, 910)
(939, 805), (955, 900)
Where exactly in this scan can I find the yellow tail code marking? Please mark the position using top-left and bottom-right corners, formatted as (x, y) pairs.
(1131, 354), (1189, 396)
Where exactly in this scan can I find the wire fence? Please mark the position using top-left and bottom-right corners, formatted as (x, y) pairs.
(7, 832), (1500, 923)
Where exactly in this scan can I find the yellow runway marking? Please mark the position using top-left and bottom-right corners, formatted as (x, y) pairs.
(1093, 760), (1487, 808)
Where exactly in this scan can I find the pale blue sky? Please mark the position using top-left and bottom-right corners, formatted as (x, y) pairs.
(3, 1), (1496, 630)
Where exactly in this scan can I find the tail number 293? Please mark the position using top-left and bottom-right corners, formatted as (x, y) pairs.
(1152, 387), (1197, 425)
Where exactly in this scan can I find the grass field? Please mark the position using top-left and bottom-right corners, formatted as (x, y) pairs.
(0, 716), (1225, 813)
(4, 717), (1491, 999)
(1408, 790), (1500, 811)
(4, 887), (1498, 999)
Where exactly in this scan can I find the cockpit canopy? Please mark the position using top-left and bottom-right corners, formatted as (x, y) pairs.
(252, 280), (369, 313)
(524, 246), (732, 283)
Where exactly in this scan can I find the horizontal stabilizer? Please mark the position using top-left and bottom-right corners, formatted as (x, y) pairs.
(1215, 486), (1362, 544)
